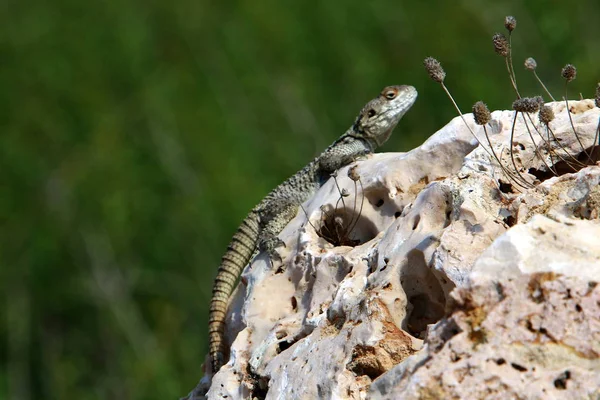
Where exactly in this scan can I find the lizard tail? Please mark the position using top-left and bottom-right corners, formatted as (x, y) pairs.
(209, 210), (260, 373)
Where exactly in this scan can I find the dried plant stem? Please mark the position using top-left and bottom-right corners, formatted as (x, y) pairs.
(508, 112), (532, 186)
(482, 125), (531, 190)
(523, 113), (580, 172)
(563, 86), (592, 161)
(439, 83), (497, 160)
(347, 179), (365, 235)
(532, 70), (555, 101)
(339, 180), (359, 240)
(521, 113), (556, 175)
(506, 34), (521, 98)
(332, 175), (347, 211)
(544, 126), (583, 172)
(300, 204), (319, 232)
(505, 58), (521, 98)
(526, 111), (585, 170)
(594, 118), (600, 150)
(350, 180), (358, 228)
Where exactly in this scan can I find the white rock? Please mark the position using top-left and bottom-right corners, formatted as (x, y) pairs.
(197, 100), (600, 400)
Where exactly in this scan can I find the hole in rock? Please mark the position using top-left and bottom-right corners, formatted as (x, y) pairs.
(326, 306), (347, 331)
(277, 339), (295, 354)
(275, 265), (285, 274)
(554, 370), (571, 390)
(402, 249), (448, 338)
(406, 294), (445, 337)
(503, 215), (516, 227)
(249, 371), (270, 400)
(412, 215), (421, 230)
(498, 179), (514, 194)
(346, 345), (386, 380)
(276, 330), (287, 340)
(510, 363), (527, 372)
(317, 206), (378, 247)
(394, 211), (402, 218)
(443, 208), (452, 228)
(529, 146), (600, 183)
(496, 358), (506, 365)
(375, 199), (384, 207)
(380, 257), (390, 272)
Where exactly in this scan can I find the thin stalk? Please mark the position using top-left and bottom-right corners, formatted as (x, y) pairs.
(521, 113), (556, 175)
(300, 204), (319, 232)
(532, 70), (555, 101)
(482, 125), (531, 190)
(509, 112), (524, 179)
(546, 125), (585, 170)
(506, 34), (521, 98)
(523, 112), (577, 174)
(564, 83), (592, 161)
(342, 180), (359, 239)
(332, 175), (347, 211)
(347, 179), (365, 235)
(440, 83), (497, 160)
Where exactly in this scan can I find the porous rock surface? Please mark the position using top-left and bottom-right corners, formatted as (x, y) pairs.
(197, 100), (600, 399)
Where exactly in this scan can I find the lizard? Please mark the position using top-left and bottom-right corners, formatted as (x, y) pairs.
(208, 84), (417, 374)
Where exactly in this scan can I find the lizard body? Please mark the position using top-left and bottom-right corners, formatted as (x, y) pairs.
(208, 85), (417, 373)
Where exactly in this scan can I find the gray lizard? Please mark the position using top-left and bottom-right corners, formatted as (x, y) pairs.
(208, 85), (417, 374)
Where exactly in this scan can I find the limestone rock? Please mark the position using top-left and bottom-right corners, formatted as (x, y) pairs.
(196, 99), (600, 399)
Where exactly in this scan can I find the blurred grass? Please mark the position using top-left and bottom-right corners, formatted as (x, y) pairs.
(0, 0), (598, 398)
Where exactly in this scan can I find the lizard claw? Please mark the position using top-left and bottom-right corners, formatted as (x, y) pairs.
(261, 237), (285, 267)
(269, 250), (283, 266)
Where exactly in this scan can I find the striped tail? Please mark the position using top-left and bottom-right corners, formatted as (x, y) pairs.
(209, 211), (260, 373)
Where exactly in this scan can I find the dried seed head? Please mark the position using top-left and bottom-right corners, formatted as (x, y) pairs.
(424, 57), (446, 83)
(472, 101), (491, 125)
(524, 57), (537, 71)
(504, 16), (517, 32)
(492, 33), (509, 57)
(595, 83), (600, 108)
(538, 105), (555, 125)
(561, 64), (576, 82)
(334, 216), (344, 228)
(340, 188), (350, 197)
(347, 165), (360, 182)
(513, 97), (542, 113)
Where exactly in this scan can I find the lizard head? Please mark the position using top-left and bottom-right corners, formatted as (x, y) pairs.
(352, 85), (417, 148)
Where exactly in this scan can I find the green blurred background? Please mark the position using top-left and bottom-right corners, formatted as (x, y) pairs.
(1, 0), (599, 398)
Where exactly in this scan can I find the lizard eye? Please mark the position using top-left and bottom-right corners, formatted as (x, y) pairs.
(367, 109), (376, 118)
(385, 90), (397, 99)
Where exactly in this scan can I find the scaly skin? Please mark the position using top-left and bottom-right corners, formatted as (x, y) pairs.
(208, 85), (418, 374)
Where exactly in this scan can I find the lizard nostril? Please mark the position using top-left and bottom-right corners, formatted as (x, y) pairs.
(367, 109), (376, 118)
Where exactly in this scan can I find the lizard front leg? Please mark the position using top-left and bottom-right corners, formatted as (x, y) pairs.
(318, 140), (371, 174)
(257, 199), (301, 262)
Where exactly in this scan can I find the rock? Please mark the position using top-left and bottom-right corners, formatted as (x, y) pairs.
(197, 99), (600, 399)
(370, 215), (600, 399)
